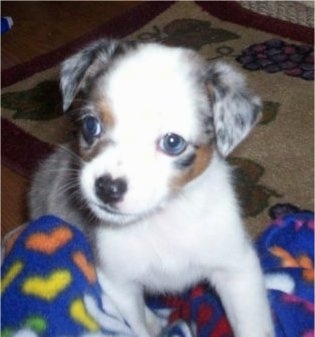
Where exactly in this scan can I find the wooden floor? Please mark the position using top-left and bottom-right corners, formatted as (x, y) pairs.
(1, 1), (140, 238)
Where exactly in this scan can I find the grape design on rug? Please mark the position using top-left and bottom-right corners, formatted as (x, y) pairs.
(236, 39), (314, 80)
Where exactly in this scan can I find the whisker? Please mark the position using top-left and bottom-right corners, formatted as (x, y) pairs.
(55, 181), (78, 196)
(41, 166), (79, 174)
(57, 144), (83, 164)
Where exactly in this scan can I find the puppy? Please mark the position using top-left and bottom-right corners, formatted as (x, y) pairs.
(29, 39), (274, 337)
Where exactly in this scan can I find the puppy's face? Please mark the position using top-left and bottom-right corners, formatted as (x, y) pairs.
(61, 40), (261, 225)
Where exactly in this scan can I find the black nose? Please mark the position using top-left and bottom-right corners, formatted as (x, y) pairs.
(95, 175), (127, 204)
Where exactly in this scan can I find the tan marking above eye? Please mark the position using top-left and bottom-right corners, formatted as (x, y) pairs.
(96, 100), (116, 128)
(76, 99), (116, 162)
(170, 144), (214, 192)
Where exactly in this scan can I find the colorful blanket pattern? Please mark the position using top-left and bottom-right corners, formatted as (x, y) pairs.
(1, 205), (314, 337)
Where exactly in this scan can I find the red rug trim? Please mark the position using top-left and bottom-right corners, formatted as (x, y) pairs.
(197, 1), (313, 44)
(1, 1), (174, 88)
(3, 1), (313, 88)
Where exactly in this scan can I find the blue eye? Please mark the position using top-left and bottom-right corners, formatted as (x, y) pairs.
(159, 133), (187, 156)
(82, 116), (102, 143)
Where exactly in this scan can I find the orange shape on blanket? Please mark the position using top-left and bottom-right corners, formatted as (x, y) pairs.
(73, 251), (97, 284)
(270, 247), (315, 282)
(26, 226), (73, 254)
(269, 246), (299, 268)
(302, 269), (314, 283)
(298, 255), (314, 283)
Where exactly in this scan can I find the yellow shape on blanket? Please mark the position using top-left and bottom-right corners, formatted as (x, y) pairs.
(70, 298), (100, 331)
(1, 261), (24, 294)
(22, 270), (71, 300)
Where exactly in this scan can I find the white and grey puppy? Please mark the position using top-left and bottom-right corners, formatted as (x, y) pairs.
(29, 39), (274, 337)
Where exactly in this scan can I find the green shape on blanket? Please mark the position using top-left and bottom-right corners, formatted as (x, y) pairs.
(24, 316), (47, 333)
(1, 328), (13, 337)
(1, 316), (47, 337)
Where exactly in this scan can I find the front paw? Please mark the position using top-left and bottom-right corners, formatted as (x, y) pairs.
(160, 320), (195, 337)
(145, 308), (164, 337)
(236, 326), (274, 337)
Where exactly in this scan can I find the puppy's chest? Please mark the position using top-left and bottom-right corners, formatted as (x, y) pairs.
(96, 214), (207, 292)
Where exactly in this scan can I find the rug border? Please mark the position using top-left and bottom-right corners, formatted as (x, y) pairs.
(2, 0), (314, 177)
(2, 1), (313, 88)
(197, 1), (313, 45)
(1, 1), (175, 88)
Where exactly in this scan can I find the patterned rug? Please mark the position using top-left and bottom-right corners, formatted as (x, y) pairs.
(1, 1), (314, 237)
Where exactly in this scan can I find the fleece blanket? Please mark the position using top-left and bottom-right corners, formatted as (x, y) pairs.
(1, 204), (314, 337)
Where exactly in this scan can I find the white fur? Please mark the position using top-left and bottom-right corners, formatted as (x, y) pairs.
(80, 45), (208, 222)
(95, 154), (273, 337)
(89, 46), (273, 336)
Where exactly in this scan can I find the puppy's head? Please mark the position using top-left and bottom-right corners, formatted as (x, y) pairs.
(60, 39), (261, 225)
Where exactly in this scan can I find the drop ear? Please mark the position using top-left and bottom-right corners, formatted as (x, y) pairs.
(205, 62), (262, 156)
(60, 39), (133, 112)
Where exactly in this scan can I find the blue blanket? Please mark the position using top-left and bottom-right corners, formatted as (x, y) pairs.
(2, 204), (314, 337)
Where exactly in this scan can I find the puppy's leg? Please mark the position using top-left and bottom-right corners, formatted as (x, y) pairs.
(210, 247), (274, 337)
(145, 306), (166, 336)
(98, 271), (160, 337)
